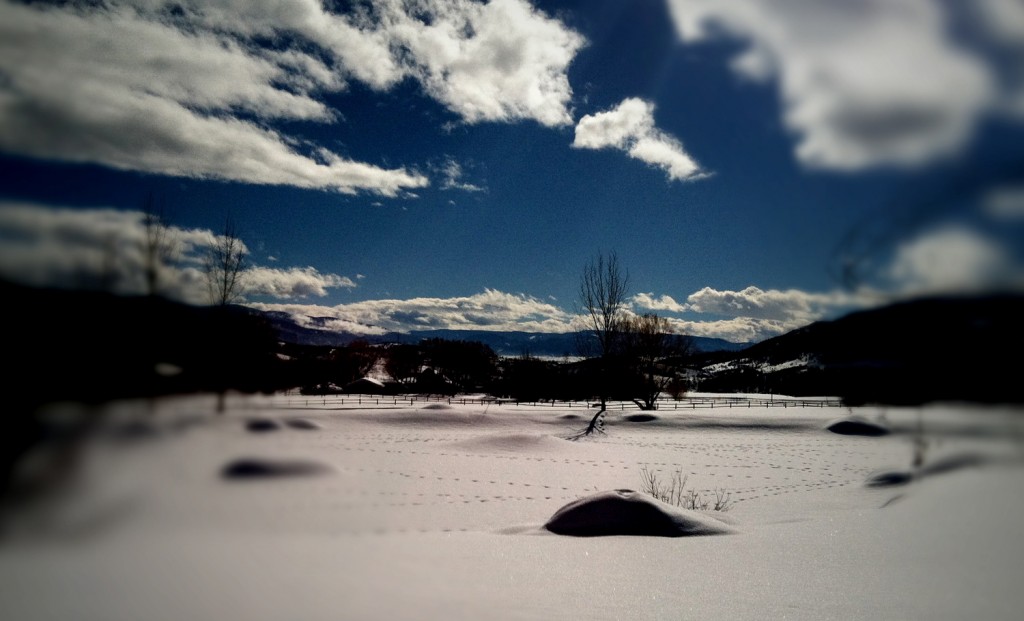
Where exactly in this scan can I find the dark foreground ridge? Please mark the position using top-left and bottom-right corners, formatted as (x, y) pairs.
(694, 293), (1024, 405)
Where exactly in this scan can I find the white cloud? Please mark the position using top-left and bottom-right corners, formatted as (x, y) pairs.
(636, 286), (868, 341)
(632, 292), (688, 313)
(378, 0), (585, 127)
(885, 225), (1023, 294)
(254, 289), (574, 334)
(246, 267), (357, 300)
(668, 0), (1000, 170)
(0, 202), (356, 303)
(0, 1), (585, 193)
(0, 2), (428, 196)
(439, 158), (486, 192)
(573, 98), (706, 181)
(969, 0), (1024, 118)
(983, 185), (1024, 220)
(684, 286), (855, 324)
(666, 316), (792, 344)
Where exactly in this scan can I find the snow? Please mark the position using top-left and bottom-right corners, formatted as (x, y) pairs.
(1, 393), (1022, 620)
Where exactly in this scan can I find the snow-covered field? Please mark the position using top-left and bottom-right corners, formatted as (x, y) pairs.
(2, 394), (1023, 620)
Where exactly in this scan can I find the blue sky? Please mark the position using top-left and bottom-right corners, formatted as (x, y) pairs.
(2, 0), (1023, 342)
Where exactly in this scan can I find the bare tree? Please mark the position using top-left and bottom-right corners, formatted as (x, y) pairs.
(203, 217), (247, 414)
(622, 313), (693, 410)
(204, 217), (246, 306)
(141, 193), (176, 297)
(574, 251), (630, 436)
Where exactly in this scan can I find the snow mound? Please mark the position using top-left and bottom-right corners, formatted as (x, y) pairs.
(826, 416), (889, 436)
(866, 470), (915, 487)
(245, 418), (281, 433)
(544, 489), (736, 537)
(284, 418), (322, 430)
(449, 433), (575, 453)
(221, 458), (332, 480)
(422, 404), (453, 410)
(625, 413), (658, 422)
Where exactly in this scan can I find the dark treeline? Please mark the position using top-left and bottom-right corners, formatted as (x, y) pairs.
(298, 338), (690, 404)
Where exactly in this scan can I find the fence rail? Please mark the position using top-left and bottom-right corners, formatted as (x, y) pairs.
(271, 392), (843, 410)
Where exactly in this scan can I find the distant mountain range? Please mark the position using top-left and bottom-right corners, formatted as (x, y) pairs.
(261, 311), (752, 356)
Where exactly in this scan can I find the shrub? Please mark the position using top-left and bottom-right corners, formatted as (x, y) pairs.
(639, 465), (733, 512)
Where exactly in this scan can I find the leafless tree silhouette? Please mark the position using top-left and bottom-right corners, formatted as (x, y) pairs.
(575, 251), (630, 436)
(622, 313), (693, 410)
(141, 194), (176, 297)
(203, 217), (247, 413)
(204, 217), (246, 306)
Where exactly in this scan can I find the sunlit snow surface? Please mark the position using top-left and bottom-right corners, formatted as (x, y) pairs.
(2, 394), (1023, 620)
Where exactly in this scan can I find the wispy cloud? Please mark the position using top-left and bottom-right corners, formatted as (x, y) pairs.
(0, 202), (356, 303)
(439, 158), (486, 193)
(573, 98), (707, 181)
(668, 0), (1014, 170)
(0, 2), (428, 195)
(983, 185), (1024, 221)
(0, 1), (584, 193)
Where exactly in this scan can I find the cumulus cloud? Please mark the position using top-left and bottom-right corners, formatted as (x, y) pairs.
(254, 288), (574, 334)
(0, 202), (356, 303)
(572, 98), (706, 181)
(0, 1), (584, 192)
(684, 286), (856, 324)
(884, 225), (1023, 294)
(632, 292), (689, 313)
(667, 316), (793, 344)
(378, 0), (585, 127)
(245, 267), (357, 300)
(638, 285), (863, 340)
(668, 0), (1004, 170)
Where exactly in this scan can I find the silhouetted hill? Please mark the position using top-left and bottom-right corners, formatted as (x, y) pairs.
(697, 293), (1024, 404)
(1, 281), (289, 410)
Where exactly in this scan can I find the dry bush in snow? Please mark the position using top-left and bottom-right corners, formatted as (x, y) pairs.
(639, 465), (733, 512)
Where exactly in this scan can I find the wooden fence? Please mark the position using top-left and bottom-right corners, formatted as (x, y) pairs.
(272, 392), (843, 410)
